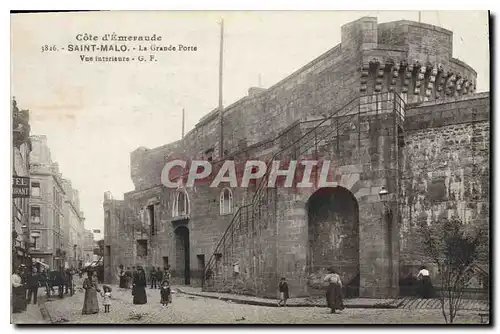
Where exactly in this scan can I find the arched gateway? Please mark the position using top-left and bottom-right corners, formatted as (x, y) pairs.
(306, 186), (360, 297)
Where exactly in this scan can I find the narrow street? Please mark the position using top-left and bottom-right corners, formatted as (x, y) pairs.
(36, 278), (483, 324)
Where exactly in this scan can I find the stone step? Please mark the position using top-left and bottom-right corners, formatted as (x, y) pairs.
(398, 297), (489, 311)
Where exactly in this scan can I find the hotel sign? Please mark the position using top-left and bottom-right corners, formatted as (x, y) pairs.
(13, 176), (30, 198)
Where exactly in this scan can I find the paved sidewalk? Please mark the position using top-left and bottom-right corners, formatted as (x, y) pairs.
(175, 286), (402, 308)
(11, 303), (49, 324)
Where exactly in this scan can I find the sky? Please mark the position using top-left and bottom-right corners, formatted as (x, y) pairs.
(10, 11), (490, 237)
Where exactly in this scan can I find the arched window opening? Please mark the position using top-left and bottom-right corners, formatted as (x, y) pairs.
(173, 190), (190, 217)
(220, 188), (233, 215)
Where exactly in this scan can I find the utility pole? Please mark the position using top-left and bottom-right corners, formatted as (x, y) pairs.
(218, 18), (225, 157)
(418, 11), (421, 23)
(182, 108), (185, 139)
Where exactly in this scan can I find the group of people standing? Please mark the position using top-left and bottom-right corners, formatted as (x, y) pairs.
(279, 266), (434, 314)
(276, 268), (345, 313)
(116, 265), (172, 306)
(11, 264), (78, 314)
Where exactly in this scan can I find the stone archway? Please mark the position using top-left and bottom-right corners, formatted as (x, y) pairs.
(174, 226), (190, 285)
(306, 186), (360, 297)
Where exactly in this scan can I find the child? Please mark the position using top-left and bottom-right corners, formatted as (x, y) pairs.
(278, 277), (289, 307)
(101, 285), (112, 313)
(160, 280), (171, 306)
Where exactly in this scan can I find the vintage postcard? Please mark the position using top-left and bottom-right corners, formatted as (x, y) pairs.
(10, 10), (490, 325)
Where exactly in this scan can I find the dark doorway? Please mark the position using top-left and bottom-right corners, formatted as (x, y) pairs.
(306, 186), (360, 297)
(163, 256), (169, 269)
(197, 254), (205, 282)
(174, 226), (190, 285)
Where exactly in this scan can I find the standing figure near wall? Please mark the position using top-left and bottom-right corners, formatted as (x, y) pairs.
(132, 266), (147, 304)
(324, 267), (344, 314)
(11, 265), (26, 313)
(118, 265), (127, 288)
(416, 265), (434, 299)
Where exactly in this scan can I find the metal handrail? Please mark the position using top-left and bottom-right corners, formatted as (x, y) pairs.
(203, 92), (406, 284)
(203, 95), (360, 280)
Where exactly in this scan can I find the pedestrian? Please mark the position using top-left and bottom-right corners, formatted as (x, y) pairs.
(150, 267), (157, 289)
(156, 267), (164, 289)
(82, 269), (100, 315)
(164, 265), (171, 284)
(125, 267), (132, 288)
(118, 265), (127, 288)
(132, 266), (147, 304)
(277, 277), (289, 307)
(101, 285), (112, 313)
(26, 267), (40, 305)
(160, 279), (171, 306)
(64, 268), (73, 295)
(324, 267), (344, 314)
(11, 265), (27, 313)
(55, 267), (65, 299)
(416, 265), (434, 299)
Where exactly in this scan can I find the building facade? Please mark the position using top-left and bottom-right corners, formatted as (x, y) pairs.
(104, 17), (489, 298)
(82, 229), (95, 266)
(62, 179), (86, 270)
(12, 98), (32, 269)
(29, 136), (67, 269)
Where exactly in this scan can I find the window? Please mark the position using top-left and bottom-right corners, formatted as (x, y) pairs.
(173, 190), (189, 217)
(148, 205), (156, 236)
(205, 148), (214, 162)
(31, 206), (41, 223)
(31, 182), (40, 197)
(197, 254), (205, 270)
(137, 239), (148, 257)
(31, 231), (41, 249)
(220, 188), (233, 215)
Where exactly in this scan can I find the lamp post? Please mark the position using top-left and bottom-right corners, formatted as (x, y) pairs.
(379, 186), (395, 296)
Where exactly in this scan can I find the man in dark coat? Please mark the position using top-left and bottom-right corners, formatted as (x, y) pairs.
(156, 267), (164, 289)
(118, 265), (126, 288)
(26, 267), (40, 304)
(150, 267), (157, 289)
(132, 266), (147, 304)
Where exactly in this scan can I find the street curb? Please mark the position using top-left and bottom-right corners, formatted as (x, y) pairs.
(37, 296), (53, 324)
(175, 288), (403, 309)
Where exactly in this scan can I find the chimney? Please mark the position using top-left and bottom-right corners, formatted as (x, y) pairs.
(248, 87), (266, 98)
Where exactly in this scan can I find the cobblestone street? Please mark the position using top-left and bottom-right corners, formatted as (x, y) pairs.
(38, 280), (484, 324)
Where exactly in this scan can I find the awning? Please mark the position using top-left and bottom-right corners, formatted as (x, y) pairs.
(34, 260), (49, 268)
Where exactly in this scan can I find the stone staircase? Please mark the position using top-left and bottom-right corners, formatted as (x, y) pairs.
(398, 297), (489, 311)
(203, 93), (405, 297)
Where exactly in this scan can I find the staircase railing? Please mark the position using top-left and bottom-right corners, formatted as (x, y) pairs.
(203, 95), (361, 285)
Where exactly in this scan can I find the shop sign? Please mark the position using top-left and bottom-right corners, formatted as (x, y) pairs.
(13, 176), (30, 198)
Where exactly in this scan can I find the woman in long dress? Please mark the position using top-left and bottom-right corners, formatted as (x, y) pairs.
(118, 265), (126, 289)
(82, 270), (100, 314)
(324, 268), (344, 314)
(416, 265), (434, 299)
(11, 266), (27, 313)
(132, 266), (147, 304)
